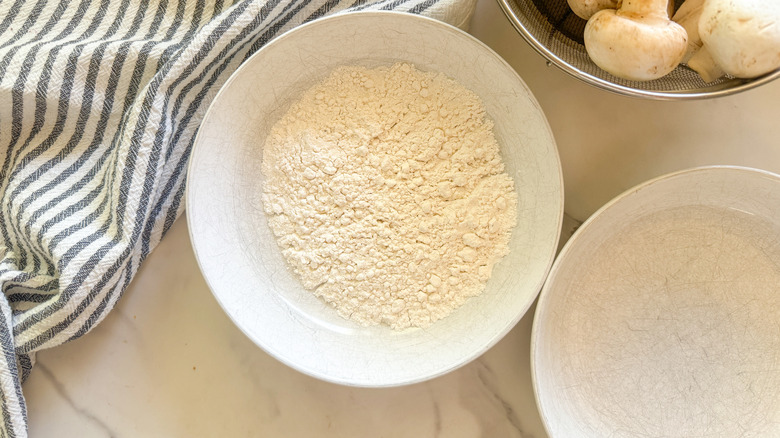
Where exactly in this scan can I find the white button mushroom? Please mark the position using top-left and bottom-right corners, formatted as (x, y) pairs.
(672, 0), (726, 83)
(687, 45), (725, 83)
(698, 0), (780, 79)
(672, 0), (705, 62)
(567, 0), (619, 20)
(584, 0), (688, 81)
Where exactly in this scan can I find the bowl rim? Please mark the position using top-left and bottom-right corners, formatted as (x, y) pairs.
(495, 0), (780, 101)
(186, 10), (565, 387)
(530, 164), (780, 436)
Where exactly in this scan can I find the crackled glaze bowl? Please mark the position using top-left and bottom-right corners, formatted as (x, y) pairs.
(534, 166), (780, 437)
(187, 11), (563, 386)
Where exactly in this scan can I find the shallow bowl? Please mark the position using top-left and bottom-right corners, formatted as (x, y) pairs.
(187, 11), (563, 386)
(533, 166), (780, 436)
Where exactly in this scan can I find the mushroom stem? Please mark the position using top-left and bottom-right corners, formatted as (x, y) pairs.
(672, 0), (705, 62)
(687, 47), (725, 83)
(618, 0), (670, 19)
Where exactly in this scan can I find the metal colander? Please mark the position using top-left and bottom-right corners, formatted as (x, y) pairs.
(497, 0), (780, 99)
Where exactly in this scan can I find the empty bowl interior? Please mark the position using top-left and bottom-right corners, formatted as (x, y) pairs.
(187, 11), (563, 386)
(533, 166), (780, 437)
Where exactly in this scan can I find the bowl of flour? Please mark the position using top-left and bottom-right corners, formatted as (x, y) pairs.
(187, 11), (563, 386)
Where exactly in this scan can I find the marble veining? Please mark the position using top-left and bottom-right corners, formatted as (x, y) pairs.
(19, 0), (780, 434)
(474, 361), (531, 437)
(25, 209), (560, 437)
(34, 364), (114, 437)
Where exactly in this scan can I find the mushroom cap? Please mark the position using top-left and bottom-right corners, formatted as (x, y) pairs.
(567, 0), (619, 20)
(699, 0), (780, 78)
(584, 9), (687, 81)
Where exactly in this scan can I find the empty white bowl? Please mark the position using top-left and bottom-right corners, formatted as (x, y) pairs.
(533, 166), (780, 437)
(187, 11), (563, 386)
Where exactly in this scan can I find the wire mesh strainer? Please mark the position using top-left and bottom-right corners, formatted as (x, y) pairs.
(497, 0), (780, 99)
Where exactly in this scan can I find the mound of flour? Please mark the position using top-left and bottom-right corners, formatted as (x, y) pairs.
(261, 63), (517, 330)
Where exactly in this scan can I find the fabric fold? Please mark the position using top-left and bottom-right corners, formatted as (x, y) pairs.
(0, 0), (477, 434)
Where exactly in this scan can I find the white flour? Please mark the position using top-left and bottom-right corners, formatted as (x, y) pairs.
(261, 63), (518, 329)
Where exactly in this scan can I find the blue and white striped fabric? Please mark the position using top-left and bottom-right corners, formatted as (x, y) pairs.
(0, 0), (475, 434)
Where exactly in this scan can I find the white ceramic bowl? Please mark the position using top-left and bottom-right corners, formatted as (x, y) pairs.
(187, 11), (563, 386)
(533, 166), (780, 437)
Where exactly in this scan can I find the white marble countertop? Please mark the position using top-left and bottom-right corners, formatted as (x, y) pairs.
(22, 0), (780, 436)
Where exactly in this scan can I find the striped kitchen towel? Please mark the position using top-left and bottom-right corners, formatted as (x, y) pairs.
(0, 0), (477, 434)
